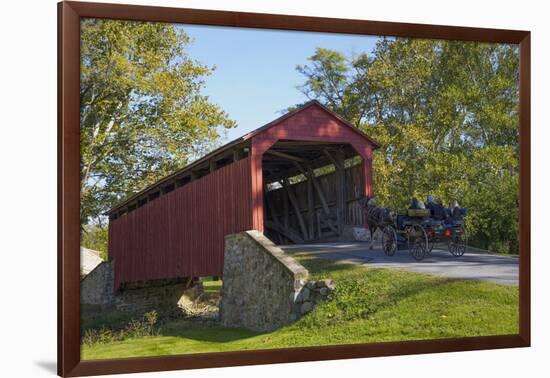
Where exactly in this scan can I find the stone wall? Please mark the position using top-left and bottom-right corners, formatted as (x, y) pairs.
(80, 260), (115, 307)
(220, 230), (334, 332)
(294, 278), (336, 315)
(114, 279), (203, 318)
(82, 230), (335, 326)
(81, 260), (204, 317)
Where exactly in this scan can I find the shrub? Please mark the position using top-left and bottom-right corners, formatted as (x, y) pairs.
(81, 311), (159, 346)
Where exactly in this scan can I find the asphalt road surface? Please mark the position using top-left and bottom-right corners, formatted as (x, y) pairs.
(281, 242), (519, 286)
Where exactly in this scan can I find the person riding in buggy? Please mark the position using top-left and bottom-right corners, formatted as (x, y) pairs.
(364, 195), (468, 261)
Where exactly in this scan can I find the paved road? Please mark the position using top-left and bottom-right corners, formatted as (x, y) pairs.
(281, 242), (519, 286)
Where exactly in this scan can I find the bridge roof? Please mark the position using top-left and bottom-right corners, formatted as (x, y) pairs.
(107, 100), (380, 216)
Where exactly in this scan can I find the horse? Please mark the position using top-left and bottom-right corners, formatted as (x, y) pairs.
(362, 197), (396, 250)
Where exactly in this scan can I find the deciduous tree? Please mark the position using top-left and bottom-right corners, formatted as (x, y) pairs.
(297, 39), (519, 253)
(80, 19), (235, 225)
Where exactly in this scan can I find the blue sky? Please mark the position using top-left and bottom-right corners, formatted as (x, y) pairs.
(178, 24), (379, 141)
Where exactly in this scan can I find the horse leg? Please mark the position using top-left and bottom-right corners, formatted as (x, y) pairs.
(368, 225), (374, 250)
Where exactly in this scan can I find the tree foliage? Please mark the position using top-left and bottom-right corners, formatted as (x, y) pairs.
(297, 39), (519, 253)
(81, 225), (109, 260)
(80, 19), (235, 225)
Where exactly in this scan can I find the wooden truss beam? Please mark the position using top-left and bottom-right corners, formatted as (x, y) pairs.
(281, 177), (309, 241)
(264, 175), (306, 243)
(323, 148), (344, 170)
(265, 150), (305, 163)
(334, 149), (346, 232)
(294, 161), (340, 236)
(264, 220), (304, 244)
(307, 168), (315, 239)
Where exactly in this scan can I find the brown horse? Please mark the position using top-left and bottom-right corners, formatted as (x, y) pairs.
(363, 197), (396, 250)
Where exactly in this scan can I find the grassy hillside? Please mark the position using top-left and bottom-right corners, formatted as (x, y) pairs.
(82, 256), (518, 360)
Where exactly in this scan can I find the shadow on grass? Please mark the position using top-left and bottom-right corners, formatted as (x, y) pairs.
(295, 255), (360, 276)
(159, 320), (263, 343)
(81, 308), (262, 344)
(371, 274), (451, 312)
(82, 257), (483, 347)
(80, 305), (136, 333)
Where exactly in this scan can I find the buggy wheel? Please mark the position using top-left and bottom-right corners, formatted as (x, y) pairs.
(407, 224), (428, 261)
(427, 241), (435, 254)
(449, 230), (467, 257)
(382, 226), (397, 256)
(410, 241), (426, 260)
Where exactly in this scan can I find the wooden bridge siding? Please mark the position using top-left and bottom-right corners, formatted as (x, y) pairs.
(109, 157), (253, 289)
(250, 105), (375, 232)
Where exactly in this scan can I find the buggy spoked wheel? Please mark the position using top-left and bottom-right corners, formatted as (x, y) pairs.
(407, 224), (428, 261)
(449, 230), (467, 257)
(382, 226), (397, 256)
(427, 241), (435, 255)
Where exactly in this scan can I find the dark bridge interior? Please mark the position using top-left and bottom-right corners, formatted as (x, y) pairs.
(262, 140), (366, 244)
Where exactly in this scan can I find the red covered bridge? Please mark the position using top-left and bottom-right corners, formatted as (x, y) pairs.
(107, 101), (380, 289)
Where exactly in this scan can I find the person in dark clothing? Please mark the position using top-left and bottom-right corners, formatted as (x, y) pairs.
(450, 200), (462, 219)
(432, 197), (447, 220)
(426, 196), (435, 217)
(410, 197), (425, 210)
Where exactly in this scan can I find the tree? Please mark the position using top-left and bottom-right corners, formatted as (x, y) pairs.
(81, 225), (109, 260)
(296, 40), (519, 253)
(296, 48), (375, 126)
(80, 19), (236, 226)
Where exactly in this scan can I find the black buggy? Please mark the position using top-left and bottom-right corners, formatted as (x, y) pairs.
(381, 207), (468, 261)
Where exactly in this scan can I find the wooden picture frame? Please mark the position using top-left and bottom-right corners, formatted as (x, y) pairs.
(58, 1), (530, 376)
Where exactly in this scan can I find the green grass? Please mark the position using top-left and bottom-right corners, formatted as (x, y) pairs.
(81, 304), (135, 333)
(201, 277), (222, 298)
(82, 256), (518, 360)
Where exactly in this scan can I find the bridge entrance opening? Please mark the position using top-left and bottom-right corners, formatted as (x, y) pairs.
(262, 140), (367, 244)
